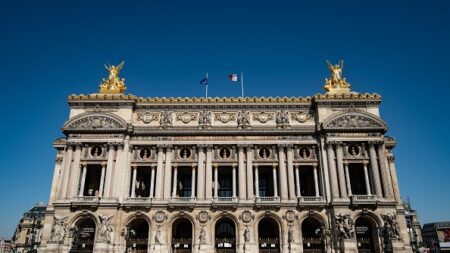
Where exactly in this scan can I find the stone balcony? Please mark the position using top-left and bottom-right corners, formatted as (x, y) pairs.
(255, 196), (281, 208)
(212, 197), (238, 208)
(169, 197), (196, 208)
(123, 197), (152, 208)
(350, 194), (377, 206)
(298, 196), (326, 206)
(70, 196), (100, 208)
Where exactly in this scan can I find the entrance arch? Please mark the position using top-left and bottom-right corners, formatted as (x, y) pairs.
(70, 217), (96, 253)
(172, 218), (193, 253)
(126, 218), (149, 253)
(215, 217), (236, 253)
(258, 217), (280, 253)
(355, 216), (379, 253)
(302, 217), (324, 253)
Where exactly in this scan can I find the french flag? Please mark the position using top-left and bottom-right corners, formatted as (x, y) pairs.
(228, 73), (240, 82)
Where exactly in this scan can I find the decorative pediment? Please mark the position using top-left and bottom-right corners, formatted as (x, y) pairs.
(322, 111), (387, 132)
(64, 112), (127, 132)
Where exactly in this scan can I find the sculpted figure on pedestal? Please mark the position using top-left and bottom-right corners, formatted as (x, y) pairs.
(97, 215), (114, 242)
(51, 216), (68, 242)
(335, 213), (354, 239)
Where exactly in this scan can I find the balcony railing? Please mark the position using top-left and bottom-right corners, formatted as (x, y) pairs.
(213, 197), (238, 203)
(298, 196), (326, 206)
(125, 197), (152, 203)
(169, 197), (196, 208)
(351, 195), (377, 205)
(73, 196), (100, 202)
(257, 196), (280, 202)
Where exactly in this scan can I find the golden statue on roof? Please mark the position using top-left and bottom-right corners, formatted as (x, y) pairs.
(324, 60), (351, 94)
(99, 61), (127, 94)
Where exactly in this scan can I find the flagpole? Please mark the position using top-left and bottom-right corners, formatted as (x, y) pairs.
(240, 72), (244, 98)
(206, 72), (208, 98)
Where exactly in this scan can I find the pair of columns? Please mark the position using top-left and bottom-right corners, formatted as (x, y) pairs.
(77, 163), (107, 197)
(326, 141), (393, 200)
(171, 165), (196, 198)
(294, 164), (320, 198)
(130, 165), (156, 198)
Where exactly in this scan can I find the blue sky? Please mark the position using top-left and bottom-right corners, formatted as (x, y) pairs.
(0, 0), (449, 238)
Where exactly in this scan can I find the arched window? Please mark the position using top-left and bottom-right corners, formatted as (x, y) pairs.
(215, 218), (236, 253)
(302, 217), (324, 253)
(172, 218), (192, 253)
(126, 218), (149, 253)
(258, 218), (280, 253)
(70, 217), (96, 253)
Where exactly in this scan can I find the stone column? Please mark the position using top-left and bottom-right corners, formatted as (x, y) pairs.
(154, 146), (165, 199)
(286, 145), (296, 200)
(368, 142), (383, 197)
(232, 164), (237, 198)
(254, 165), (260, 197)
(246, 146), (254, 199)
(214, 164), (219, 198)
(191, 164), (196, 198)
(326, 143), (339, 200)
(150, 165), (156, 198)
(335, 143), (348, 198)
(78, 163), (87, 197)
(319, 138), (331, 202)
(295, 165), (301, 197)
(344, 162), (352, 196)
(272, 164), (278, 197)
(205, 146), (213, 199)
(68, 145), (82, 198)
(103, 145), (115, 197)
(118, 137), (131, 201)
(131, 165), (137, 198)
(313, 164), (320, 197)
(98, 163), (106, 197)
(196, 146), (205, 199)
(172, 165), (178, 197)
(363, 161), (371, 195)
(278, 146), (288, 200)
(238, 145), (246, 200)
(112, 144), (124, 198)
(163, 146), (173, 199)
(387, 155), (402, 203)
(377, 144), (392, 198)
(59, 145), (73, 199)
(49, 154), (63, 205)
(381, 144), (394, 198)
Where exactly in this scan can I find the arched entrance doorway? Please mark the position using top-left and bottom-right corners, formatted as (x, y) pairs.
(70, 217), (96, 253)
(126, 218), (149, 253)
(215, 218), (236, 253)
(355, 216), (379, 253)
(258, 218), (280, 253)
(302, 217), (324, 253)
(172, 218), (193, 253)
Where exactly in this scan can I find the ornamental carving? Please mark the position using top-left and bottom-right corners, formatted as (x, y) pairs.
(198, 110), (212, 126)
(214, 112), (236, 123)
(197, 211), (211, 223)
(237, 110), (251, 127)
(383, 213), (402, 240)
(176, 112), (198, 124)
(97, 215), (114, 242)
(51, 216), (68, 242)
(291, 112), (312, 123)
(253, 112), (273, 123)
(153, 211), (167, 223)
(284, 210), (297, 223)
(159, 111), (173, 127)
(137, 111), (159, 124)
(240, 211), (254, 223)
(335, 213), (354, 239)
(276, 110), (290, 126)
(66, 114), (126, 130)
(323, 112), (386, 130)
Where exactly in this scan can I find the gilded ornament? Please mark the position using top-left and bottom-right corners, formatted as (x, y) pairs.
(323, 60), (351, 94)
(99, 61), (127, 94)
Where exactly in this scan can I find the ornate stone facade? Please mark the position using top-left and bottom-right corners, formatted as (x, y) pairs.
(38, 63), (413, 253)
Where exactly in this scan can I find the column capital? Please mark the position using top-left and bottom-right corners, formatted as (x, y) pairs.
(172, 163), (178, 168)
(101, 162), (107, 168)
(312, 163), (318, 168)
(196, 144), (206, 150)
(387, 155), (395, 162)
(191, 163), (197, 168)
(272, 163), (277, 168)
(368, 140), (383, 146)
(213, 163), (218, 168)
(81, 162), (87, 167)
(363, 160), (369, 165)
(232, 163), (237, 168)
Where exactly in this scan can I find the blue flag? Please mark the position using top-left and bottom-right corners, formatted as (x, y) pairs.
(199, 77), (208, 85)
